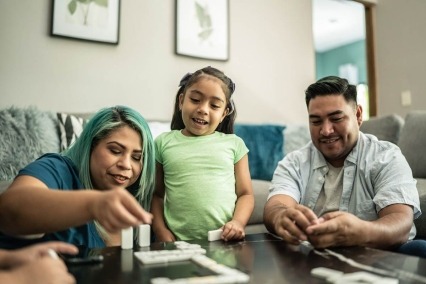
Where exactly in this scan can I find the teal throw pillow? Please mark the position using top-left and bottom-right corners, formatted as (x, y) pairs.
(235, 124), (285, 181)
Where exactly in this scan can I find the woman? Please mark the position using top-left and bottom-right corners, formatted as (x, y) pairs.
(0, 106), (155, 248)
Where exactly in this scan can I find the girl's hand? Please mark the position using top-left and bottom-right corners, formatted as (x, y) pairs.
(221, 220), (245, 241)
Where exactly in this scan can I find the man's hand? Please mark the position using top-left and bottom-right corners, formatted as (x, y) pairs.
(305, 211), (367, 248)
(264, 195), (320, 244)
(273, 204), (320, 244)
(306, 204), (413, 249)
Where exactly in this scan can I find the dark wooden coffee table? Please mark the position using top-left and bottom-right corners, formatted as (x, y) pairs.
(68, 233), (426, 284)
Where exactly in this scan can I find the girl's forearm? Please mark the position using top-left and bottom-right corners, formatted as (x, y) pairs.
(232, 194), (255, 226)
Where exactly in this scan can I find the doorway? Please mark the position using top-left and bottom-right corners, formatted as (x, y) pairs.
(312, 0), (377, 119)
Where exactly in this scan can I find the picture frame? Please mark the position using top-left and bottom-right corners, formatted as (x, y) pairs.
(175, 0), (229, 61)
(51, 0), (120, 45)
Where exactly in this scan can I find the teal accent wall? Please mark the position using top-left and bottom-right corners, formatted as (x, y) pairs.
(316, 40), (367, 83)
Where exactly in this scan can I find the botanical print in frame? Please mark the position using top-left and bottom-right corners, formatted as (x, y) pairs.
(175, 0), (229, 61)
(51, 0), (120, 45)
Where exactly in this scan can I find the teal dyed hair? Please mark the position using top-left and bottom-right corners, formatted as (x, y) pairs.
(62, 106), (155, 210)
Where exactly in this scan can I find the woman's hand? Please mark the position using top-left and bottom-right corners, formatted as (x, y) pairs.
(91, 189), (153, 233)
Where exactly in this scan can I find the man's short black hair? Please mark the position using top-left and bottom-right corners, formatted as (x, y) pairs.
(305, 76), (357, 107)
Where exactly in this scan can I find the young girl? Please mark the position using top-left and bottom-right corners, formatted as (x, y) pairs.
(151, 66), (254, 242)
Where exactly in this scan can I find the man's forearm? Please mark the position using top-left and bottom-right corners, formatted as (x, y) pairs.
(366, 212), (412, 249)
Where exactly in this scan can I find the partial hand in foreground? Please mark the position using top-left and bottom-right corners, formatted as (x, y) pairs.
(2, 241), (78, 269)
(0, 241), (77, 284)
(9, 255), (76, 284)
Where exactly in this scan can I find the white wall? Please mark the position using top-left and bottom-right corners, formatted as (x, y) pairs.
(375, 0), (426, 117)
(0, 0), (315, 124)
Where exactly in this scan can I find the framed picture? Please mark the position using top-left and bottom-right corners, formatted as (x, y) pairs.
(51, 0), (120, 45)
(175, 0), (229, 61)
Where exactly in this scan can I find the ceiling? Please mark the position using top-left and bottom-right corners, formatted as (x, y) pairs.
(313, 0), (365, 52)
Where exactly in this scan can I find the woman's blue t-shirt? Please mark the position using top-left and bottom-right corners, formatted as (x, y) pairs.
(0, 153), (105, 249)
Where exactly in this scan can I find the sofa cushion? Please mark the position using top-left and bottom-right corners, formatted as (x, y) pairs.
(360, 114), (404, 144)
(398, 111), (426, 178)
(235, 124), (285, 181)
(0, 106), (60, 181)
(283, 124), (310, 155)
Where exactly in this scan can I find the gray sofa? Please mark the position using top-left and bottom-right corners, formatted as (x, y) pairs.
(1, 106), (425, 239)
(0, 107), (272, 234)
(361, 111), (426, 239)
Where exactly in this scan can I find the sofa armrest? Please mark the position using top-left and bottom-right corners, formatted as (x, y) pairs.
(414, 178), (426, 239)
(248, 179), (271, 225)
(398, 111), (426, 179)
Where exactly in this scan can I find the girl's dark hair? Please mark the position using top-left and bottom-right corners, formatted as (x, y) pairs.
(305, 76), (357, 107)
(170, 66), (237, 134)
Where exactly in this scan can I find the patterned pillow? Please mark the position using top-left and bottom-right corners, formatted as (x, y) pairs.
(57, 113), (86, 151)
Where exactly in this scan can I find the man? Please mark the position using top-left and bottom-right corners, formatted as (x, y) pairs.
(263, 76), (424, 256)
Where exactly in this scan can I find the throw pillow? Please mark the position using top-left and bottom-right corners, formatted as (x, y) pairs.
(360, 114), (404, 145)
(0, 106), (60, 181)
(235, 124), (285, 181)
(283, 124), (311, 155)
(57, 113), (86, 151)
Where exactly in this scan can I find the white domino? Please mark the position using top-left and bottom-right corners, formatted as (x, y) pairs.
(134, 241), (206, 264)
(311, 267), (399, 284)
(332, 272), (399, 284)
(137, 241), (250, 283)
(138, 224), (151, 247)
(121, 227), (133, 249)
(208, 229), (223, 241)
(310, 267), (343, 279)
